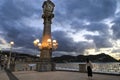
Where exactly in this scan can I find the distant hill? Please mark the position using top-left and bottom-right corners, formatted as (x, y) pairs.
(0, 51), (35, 57)
(52, 53), (119, 63)
(0, 51), (38, 60)
(0, 51), (119, 63)
(0, 51), (40, 62)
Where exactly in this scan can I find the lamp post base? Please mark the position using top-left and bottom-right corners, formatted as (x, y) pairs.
(36, 62), (55, 72)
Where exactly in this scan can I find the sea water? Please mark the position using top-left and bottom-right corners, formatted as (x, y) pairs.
(56, 62), (120, 74)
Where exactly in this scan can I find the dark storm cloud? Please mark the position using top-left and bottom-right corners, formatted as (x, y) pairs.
(85, 35), (112, 48)
(85, 23), (111, 41)
(70, 20), (84, 32)
(111, 24), (120, 39)
(1, 0), (33, 20)
(54, 0), (117, 52)
(52, 30), (75, 52)
(0, 0), (119, 56)
(0, 0), (42, 50)
(2, 21), (42, 49)
(71, 22), (110, 35)
(83, 23), (112, 49)
(52, 30), (94, 54)
(111, 17), (120, 39)
(55, 0), (116, 22)
(85, 23), (108, 33)
(70, 22), (113, 49)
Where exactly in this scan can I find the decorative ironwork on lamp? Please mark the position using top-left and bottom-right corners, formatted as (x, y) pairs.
(33, 39), (58, 51)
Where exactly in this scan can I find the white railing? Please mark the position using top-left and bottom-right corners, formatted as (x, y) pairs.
(56, 63), (79, 71)
(92, 63), (120, 74)
(56, 62), (120, 74)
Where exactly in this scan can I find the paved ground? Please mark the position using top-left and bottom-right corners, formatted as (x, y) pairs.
(0, 70), (9, 80)
(0, 70), (120, 80)
(12, 71), (120, 80)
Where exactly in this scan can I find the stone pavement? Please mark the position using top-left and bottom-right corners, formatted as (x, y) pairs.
(12, 71), (120, 80)
(0, 70), (9, 80)
(0, 70), (120, 80)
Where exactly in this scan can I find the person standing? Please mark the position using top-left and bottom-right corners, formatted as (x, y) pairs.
(86, 58), (93, 80)
(0, 55), (4, 70)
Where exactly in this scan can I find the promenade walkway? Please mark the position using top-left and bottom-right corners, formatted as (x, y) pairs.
(9, 71), (120, 80)
(0, 70), (120, 80)
(0, 70), (9, 80)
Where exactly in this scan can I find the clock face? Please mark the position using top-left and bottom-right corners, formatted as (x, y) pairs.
(48, 4), (53, 10)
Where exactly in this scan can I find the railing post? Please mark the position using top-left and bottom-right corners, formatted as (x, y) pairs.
(79, 63), (86, 72)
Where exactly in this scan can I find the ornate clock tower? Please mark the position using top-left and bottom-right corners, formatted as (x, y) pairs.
(36, 0), (57, 71)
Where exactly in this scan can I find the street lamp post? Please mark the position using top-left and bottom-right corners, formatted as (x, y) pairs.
(33, 0), (58, 72)
(33, 38), (58, 71)
(47, 39), (58, 57)
(33, 39), (58, 55)
(7, 41), (14, 69)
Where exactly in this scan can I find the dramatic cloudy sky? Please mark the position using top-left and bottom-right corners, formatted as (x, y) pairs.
(0, 0), (120, 59)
